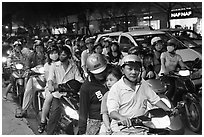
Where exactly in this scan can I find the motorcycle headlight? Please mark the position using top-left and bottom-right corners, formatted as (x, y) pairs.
(178, 70), (190, 76)
(7, 50), (11, 55)
(64, 106), (79, 120)
(2, 57), (7, 63)
(151, 115), (170, 128)
(15, 64), (23, 70)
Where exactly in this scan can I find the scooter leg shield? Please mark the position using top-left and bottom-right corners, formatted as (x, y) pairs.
(168, 115), (185, 135)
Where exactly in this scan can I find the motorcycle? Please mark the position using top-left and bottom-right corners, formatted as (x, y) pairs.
(47, 80), (82, 135)
(11, 62), (27, 105)
(161, 69), (202, 133)
(145, 78), (172, 110)
(116, 108), (184, 135)
(29, 66), (46, 115)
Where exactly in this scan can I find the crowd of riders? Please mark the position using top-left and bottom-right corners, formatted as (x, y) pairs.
(2, 32), (191, 135)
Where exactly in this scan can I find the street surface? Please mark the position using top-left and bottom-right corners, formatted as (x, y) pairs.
(2, 86), (201, 135)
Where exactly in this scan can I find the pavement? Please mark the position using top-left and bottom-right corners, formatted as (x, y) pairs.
(2, 87), (34, 135)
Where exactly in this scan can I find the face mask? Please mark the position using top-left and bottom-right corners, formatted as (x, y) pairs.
(167, 46), (175, 53)
(49, 53), (59, 61)
(60, 56), (68, 63)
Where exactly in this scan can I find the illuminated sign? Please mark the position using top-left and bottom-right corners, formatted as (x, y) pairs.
(171, 8), (193, 19)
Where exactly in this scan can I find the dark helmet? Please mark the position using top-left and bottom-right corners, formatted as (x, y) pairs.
(128, 46), (143, 56)
(167, 39), (178, 49)
(46, 45), (59, 54)
(33, 40), (44, 49)
(85, 37), (95, 44)
(151, 36), (163, 46)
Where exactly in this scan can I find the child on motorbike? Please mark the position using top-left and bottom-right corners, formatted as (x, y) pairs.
(99, 66), (122, 135)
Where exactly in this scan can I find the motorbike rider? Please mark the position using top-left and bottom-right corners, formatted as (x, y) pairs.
(151, 36), (166, 74)
(37, 45), (60, 133)
(106, 41), (123, 65)
(15, 40), (46, 118)
(27, 39), (46, 69)
(78, 53), (109, 135)
(141, 48), (159, 80)
(3, 41), (26, 100)
(106, 54), (173, 134)
(159, 39), (190, 105)
(80, 37), (95, 78)
(102, 37), (112, 56)
(46, 46), (84, 135)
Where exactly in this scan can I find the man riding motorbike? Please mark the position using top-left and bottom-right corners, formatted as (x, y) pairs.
(106, 54), (173, 134)
(15, 40), (46, 118)
(3, 41), (27, 100)
(78, 53), (109, 135)
(159, 39), (190, 105)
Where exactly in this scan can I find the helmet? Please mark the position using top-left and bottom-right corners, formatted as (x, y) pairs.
(13, 41), (22, 47)
(33, 40), (44, 50)
(86, 53), (107, 74)
(128, 46), (142, 55)
(167, 39), (177, 48)
(120, 54), (141, 68)
(85, 37), (95, 44)
(104, 37), (112, 42)
(47, 45), (59, 54)
(151, 37), (162, 46)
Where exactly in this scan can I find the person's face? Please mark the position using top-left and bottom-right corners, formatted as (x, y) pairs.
(59, 51), (69, 62)
(15, 45), (21, 52)
(86, 43), (94, 50)
(49, 50), (59, 61)
(122, 64), (141, 82)
(106, 73), (118, 89)
(80, 41), (85, 46)
(155, 41), (163, 51)
(95, 45), (103, 54)
(104, 41), (109, 47)
(111, 44), (117, 52)
(94, 69), (107, 81)
(144, 56), (153, 66)
(36, 46), (44, 53)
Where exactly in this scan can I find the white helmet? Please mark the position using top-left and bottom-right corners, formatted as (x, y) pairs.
(104, 37), (112, 42)
(120, 54), (142, 68)
(13, 41), (22, 46)
(151, 37), (162, 46)
(86, 53), (107, 74)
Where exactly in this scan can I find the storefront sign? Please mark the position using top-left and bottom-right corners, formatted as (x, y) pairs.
(171, 8), (193, 19)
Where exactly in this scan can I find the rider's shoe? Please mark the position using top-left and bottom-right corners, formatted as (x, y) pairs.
(15, 110), (27, 118)
(38, 122), (47, 133)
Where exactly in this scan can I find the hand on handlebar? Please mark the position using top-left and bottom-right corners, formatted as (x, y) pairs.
(119, 116), (132, 127)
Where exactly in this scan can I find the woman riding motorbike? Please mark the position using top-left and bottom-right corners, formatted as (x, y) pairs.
(37, 45), (60, 133)
(159, 39), (190, 104)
